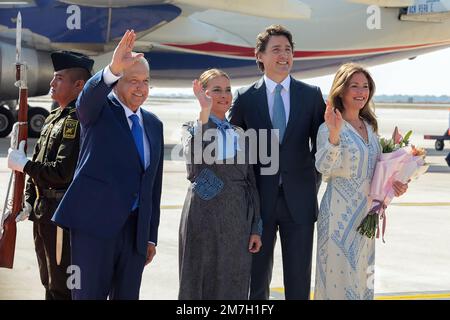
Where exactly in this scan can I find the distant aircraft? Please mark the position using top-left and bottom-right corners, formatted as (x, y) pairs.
(424, 109), (450, 151)
(1, 0), (450, 137)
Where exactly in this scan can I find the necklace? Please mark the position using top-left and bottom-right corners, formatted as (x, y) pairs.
(347, 119), (364, 130)
(347, 118), (369, 143)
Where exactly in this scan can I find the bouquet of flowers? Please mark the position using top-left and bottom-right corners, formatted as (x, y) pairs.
(357, 127), (429, 241)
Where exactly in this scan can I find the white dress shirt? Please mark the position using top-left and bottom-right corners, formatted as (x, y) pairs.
(264, 75), (290, 185)
(103, 66), (151, 169)
(264, 74), (291, 127)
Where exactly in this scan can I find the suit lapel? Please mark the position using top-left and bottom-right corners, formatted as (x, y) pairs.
(109, 93), (130, 132)
(252, 78), (273, 129)
(283, 77), (303, 143)
(108, 93), (144, 171)
(141, 109), (159, 174)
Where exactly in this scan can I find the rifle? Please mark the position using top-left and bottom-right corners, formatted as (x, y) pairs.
(0, 12), (28, 269)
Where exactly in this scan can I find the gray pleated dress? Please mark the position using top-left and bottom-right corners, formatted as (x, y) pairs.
(178, 119), (262, 300)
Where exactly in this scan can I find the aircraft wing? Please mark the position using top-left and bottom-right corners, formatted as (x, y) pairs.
(55, 0), (311, 19)
(347, 0), (414, 7)
(0, 0), (310, 49)
(174, 0), (311, 20)
(0, 0), (37, 6)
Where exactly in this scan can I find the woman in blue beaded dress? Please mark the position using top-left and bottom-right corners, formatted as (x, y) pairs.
(314, 63), (408, 300)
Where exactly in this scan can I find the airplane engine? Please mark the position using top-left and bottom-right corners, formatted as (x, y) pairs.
(0, 42), (53, 100)
(0, 43), (52, 137)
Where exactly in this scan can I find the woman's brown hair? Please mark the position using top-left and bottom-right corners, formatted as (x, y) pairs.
(198, 68), (230, 89)
(328, 62), (378, 133)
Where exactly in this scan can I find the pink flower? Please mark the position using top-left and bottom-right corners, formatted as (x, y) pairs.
(392, 126), (403, 144)
(358, 133), (428, 242)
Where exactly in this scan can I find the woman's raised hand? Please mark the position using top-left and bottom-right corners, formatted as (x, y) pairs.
(324, 100), (343, 145)
(193, 79), (212, 112)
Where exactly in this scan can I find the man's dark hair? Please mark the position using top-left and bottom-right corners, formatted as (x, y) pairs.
(67, 67), (91, 83)
(255, 24), (295, 72)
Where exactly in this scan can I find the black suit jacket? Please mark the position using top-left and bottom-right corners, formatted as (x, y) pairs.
(229, 76), (325, 224)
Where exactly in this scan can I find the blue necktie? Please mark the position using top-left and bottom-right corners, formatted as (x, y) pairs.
(129, 114), (144, 211)
(129, 114), (145, 167)
(272, 84), (286, 142)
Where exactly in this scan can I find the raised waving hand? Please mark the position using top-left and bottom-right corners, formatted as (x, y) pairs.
(110, 30), (144, 76)
(193, 79), (212, 124)
(324, 100), (343, 145)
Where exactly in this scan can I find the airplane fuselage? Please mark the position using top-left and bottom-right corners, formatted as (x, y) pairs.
(0, 0), (449, 93)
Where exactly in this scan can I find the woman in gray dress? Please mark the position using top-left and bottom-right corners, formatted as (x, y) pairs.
(178, 69), (262, 300)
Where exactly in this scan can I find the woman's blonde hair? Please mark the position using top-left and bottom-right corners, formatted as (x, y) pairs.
(328, 63), (378, 133)
(198, 68), (230, 89)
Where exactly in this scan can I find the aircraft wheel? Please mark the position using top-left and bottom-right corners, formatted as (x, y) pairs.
(0, 106), (14, 138)
(28, 107), (50, 138)
(435, 139), (444, 151)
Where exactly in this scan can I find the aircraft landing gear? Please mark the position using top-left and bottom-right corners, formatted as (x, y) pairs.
(435, 139), (444, 151)
(28, 107), (49, 138)
(0, 101), (49, 138)
(0, 105), (14, 138)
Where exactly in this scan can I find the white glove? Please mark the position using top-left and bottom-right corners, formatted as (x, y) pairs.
(16, 201), (32, 222)
(10, 122), (19, 149)
(8, 140), (28, 173)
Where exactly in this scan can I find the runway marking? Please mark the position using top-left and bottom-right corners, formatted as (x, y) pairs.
(270, 287), (450, 300)
(390, 202), (450, 206)
(376, 292), (450, 300)
(161, 205), (183, 210)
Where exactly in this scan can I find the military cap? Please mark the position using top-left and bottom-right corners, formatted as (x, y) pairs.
(51, 51), (94, 74)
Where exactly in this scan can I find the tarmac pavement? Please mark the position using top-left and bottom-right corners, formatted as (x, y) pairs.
(0, 99), (449, 300)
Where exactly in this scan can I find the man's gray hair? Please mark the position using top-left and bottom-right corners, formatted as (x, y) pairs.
(133, 54), (149, 71)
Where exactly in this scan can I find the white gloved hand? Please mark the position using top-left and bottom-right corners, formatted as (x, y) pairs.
(10, 122), (19, 149)
(8, 140), (28, 173)
(15, 201), (32, 222)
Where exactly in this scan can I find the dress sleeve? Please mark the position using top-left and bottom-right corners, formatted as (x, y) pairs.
(247, 164), (262, 236)
(315, 124), (344, 177)
(181, 120), (213, 180)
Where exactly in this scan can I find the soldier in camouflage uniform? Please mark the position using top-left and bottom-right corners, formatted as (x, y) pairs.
(7, 51), (94, 300)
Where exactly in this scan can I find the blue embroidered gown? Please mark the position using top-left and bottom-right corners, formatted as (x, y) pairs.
(314, 120), (381, 300)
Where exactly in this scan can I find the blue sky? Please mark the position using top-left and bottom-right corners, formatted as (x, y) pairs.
(305, 47), (450, 96)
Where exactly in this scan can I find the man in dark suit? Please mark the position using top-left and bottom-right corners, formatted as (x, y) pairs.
(229, 25), (325, 300)
(52, 30), (164, 300)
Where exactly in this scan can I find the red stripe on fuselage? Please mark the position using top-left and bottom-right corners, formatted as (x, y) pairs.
(162, 41), (450, 58)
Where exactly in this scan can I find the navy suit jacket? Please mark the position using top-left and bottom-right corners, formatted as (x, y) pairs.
(52, 70), (164, 256)
(229, 76), (325, 224)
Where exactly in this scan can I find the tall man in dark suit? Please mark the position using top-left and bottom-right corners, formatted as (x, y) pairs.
(52, 30), (164, 300)
(229, 25), (325, 300)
